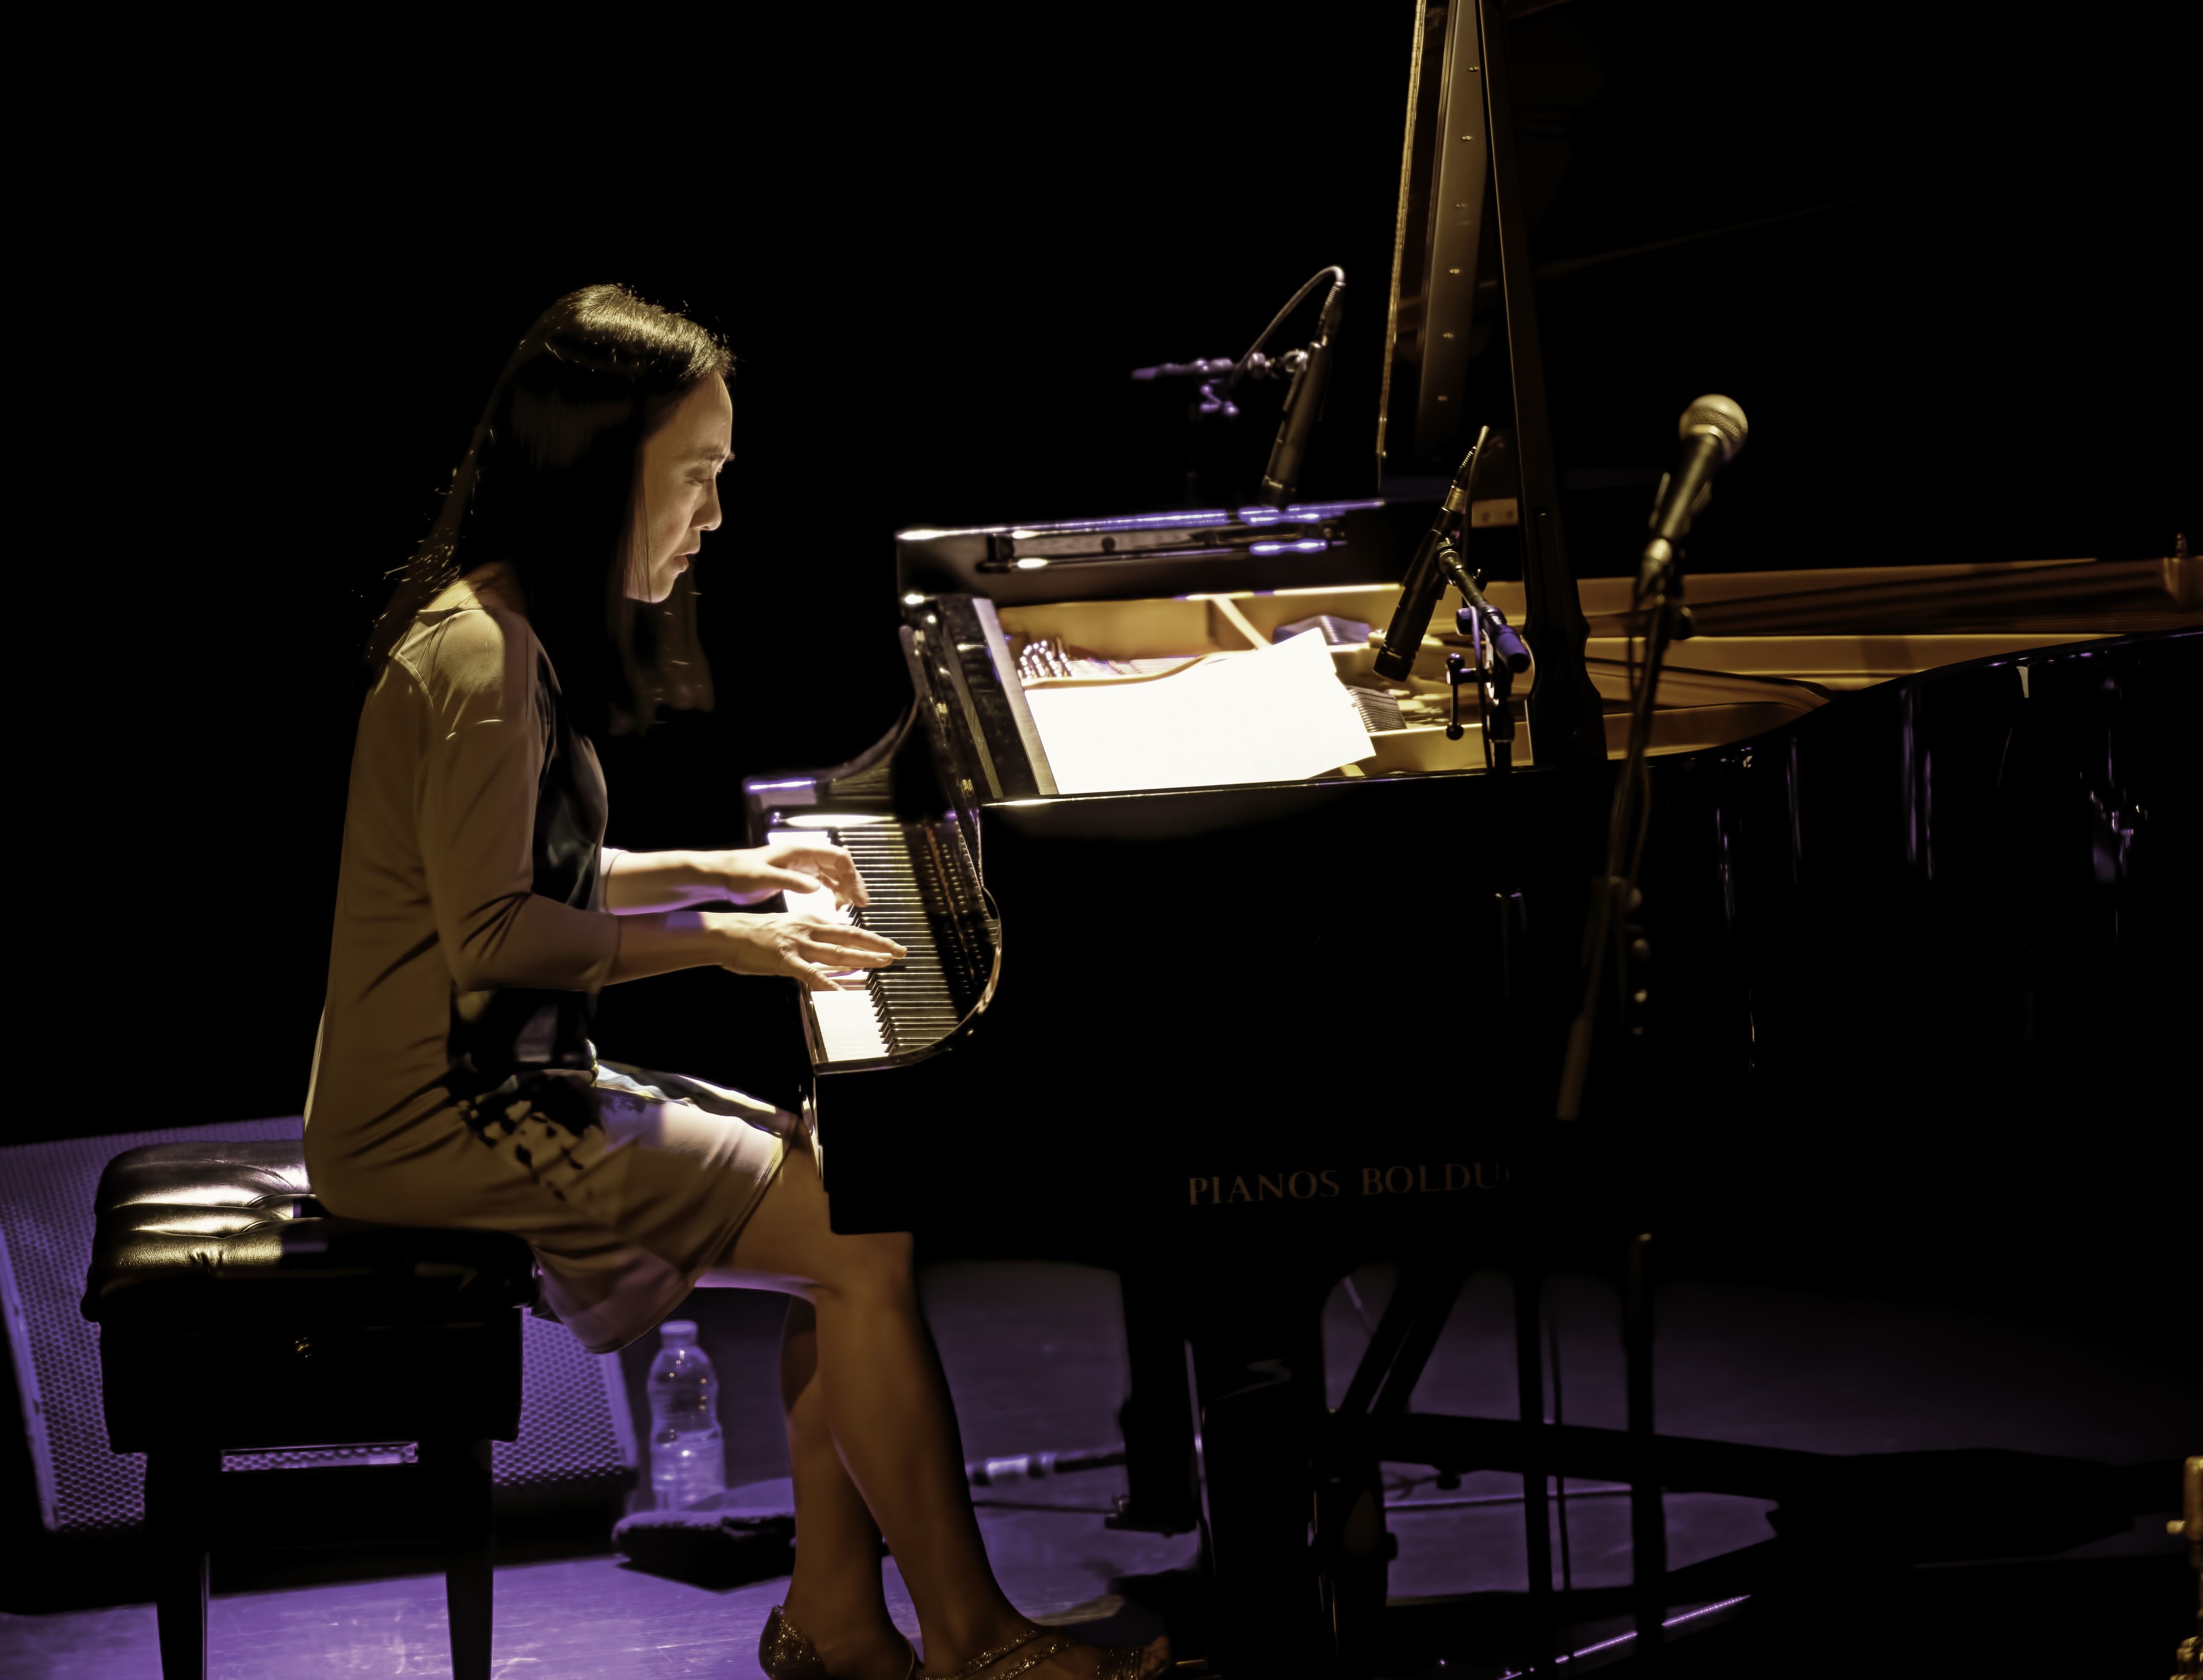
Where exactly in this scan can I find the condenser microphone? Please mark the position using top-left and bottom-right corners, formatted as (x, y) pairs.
(1257, 274), (1347, 508)
(1640, 394), (1748, 586)
(1372, 426), (1489, 681)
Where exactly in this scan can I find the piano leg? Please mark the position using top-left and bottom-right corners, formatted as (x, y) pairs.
(1314, 1461), (1390, 1677)
(1319, 1258), (1469, 1677)
(1111, 1267), (1201, 1537)
(1184, 1265), (1332, 1675)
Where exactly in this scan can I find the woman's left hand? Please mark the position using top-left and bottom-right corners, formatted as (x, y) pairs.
(708, 838), (870, 908)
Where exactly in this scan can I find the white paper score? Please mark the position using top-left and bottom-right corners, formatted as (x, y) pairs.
(1020, 629), (1373, 795)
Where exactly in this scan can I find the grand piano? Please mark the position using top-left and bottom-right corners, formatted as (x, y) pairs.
(735, 1), (2199, 1669)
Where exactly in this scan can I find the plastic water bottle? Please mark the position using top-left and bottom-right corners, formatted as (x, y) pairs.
(647, 1321), (726, 1511)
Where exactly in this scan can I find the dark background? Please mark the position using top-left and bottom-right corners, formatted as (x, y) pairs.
(30, 2), (2191, 1153)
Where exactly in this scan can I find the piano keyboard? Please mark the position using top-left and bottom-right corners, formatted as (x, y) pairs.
(783, 819), (994, 1066)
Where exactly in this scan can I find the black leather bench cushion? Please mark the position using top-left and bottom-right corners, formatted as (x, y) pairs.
(83, 1141), (538, 1327)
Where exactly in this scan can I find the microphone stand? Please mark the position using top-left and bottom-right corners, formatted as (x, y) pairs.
(1557, 398), (1743, 1125)
(1555, 546), (1688, 1123)
(1548, 543), (1693, 1672)
(1437, 547), (1525, 773)
(1128, 265), (1347, 512)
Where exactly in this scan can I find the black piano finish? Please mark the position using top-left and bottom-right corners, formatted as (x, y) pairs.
(822, 761), (1607, 1247)
(762, 602), (2196, 1256)
(1629, 627), (2196, 1101)
(752, 589), (1628, 1256)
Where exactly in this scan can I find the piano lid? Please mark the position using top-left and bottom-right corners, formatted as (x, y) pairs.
(1387, 0), (1609, 762)
(1380, 0), (1492, 475)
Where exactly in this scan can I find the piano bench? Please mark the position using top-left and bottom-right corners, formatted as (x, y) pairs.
(79, 1141), (537, 1680)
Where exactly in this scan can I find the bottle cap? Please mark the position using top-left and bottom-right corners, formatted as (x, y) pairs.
(660, 1321), (698, 1340)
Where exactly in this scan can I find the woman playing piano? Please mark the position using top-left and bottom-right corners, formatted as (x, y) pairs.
(305, 285), (1168, 1680)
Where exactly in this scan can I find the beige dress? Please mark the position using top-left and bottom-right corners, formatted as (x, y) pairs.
(304, 593), (790, 1353)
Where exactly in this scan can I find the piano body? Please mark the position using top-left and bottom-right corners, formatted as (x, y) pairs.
(769, 539), (2200, 1239)
(734, 1), (2200, 1668)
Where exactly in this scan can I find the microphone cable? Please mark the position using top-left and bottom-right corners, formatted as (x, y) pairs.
(1229, 265), (1347, 394)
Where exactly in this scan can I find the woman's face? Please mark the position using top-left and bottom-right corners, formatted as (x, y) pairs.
(629, 376), (732, 603)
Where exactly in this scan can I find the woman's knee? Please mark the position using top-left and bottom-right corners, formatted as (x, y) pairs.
(715, 1147), (913, 1297)
(813, 1229), (913, 1301)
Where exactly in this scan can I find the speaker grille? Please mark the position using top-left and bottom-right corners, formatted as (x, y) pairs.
(0, 1119), (636, 1535)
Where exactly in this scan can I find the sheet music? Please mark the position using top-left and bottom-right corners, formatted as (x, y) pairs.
(1020, 629), (1373, 795)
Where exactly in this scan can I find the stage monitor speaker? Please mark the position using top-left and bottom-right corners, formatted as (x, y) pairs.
(0, 1118), (638, 1536)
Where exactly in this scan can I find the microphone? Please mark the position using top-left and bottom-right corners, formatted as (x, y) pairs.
(1257, 274), (1347, 508)
(1372, 426), (1489, 681)
(1640, 394), (1748, 587)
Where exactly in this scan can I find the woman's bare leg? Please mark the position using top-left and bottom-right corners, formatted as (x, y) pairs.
(776, 1297), (911, 1679)
(719, 1144), (1025, 1667)
(714, 1144), (1168, 1677)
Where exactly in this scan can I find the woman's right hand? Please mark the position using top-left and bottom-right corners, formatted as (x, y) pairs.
(708, 911), (906, 992)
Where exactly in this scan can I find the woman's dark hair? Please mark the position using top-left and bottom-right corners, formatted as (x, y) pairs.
(370, 284), (734, 737)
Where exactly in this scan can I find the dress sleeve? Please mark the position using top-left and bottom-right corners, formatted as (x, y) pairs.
(406, 610), (620, 993)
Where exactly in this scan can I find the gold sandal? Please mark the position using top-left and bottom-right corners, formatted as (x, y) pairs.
(1084, 1642), (1158, 1680)
(926, 1623), (1158, 1680)
(760, 1605), (919, 1680)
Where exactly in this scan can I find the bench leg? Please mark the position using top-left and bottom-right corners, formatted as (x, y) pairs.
(146, 1445), (216, 1680)
(426, 1436), (494, 1680)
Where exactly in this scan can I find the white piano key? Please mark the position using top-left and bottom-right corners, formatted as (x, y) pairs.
(811, 986), (889, 1062)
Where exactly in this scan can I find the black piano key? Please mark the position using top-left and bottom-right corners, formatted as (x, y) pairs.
(813, 818), (995, 1064)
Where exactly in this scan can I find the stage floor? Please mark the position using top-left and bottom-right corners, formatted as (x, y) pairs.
(2, 1262), (2190, 1677)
